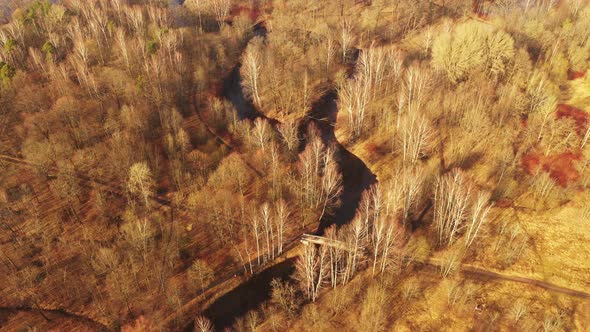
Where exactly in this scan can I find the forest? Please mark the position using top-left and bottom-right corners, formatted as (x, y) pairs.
(0, 0), (589, 331)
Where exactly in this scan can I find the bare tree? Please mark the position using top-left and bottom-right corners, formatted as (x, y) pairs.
(359, 283), (388, 332)
(434, 20), (514, 81)
(296, 244), (317, 301)
(338, 73), (369, 139)
(379, 216), (403, 274)
(270, 278), (298, 317)
(340, 19), (354, 62)
(318, 148), (343, 222)
(525, 71), (558, 142)
(299, 135), (324, 212)
(358, 183), (405, 275)
(313, 245), (328, 302)
(278, 118), (299, 152)
(253, 118), (272, 152)
(342, 216), (367, 284)
(295, 243), (327, 302)
(370, 214), (386, 275)
(357, 45), (391, 101)
(324, 37), (336, 71)
(274, 199), (290, 255)
(188, 259), (214, 292)
(397, 112), (433, 165)
(250, 210), (262, 265)
(269, 142), (281, 195)
(241, 37), (264, 108)
(236, 224), (254, 274)
(465, 191), (492, 248)
(433, 169), (472, 247)
(68, 18), (91, 67)
(122, 217), (155, 262)
(434, 169), (491, 247)
(127, 162), (155, 207)
(194, 316), (214, 332)
(28, 47), (47, 75)
(211, 0), (230, 28)
(51, 165), (82, 223)
(339, 46), (402, 139)
(125, 6), (145, 34)
(185, 0), (205, 30)
(325, 226), (344, 288)
(260, 202), (274, 261)
(395, 167), (425, 224)
(396, 65), (431, 131)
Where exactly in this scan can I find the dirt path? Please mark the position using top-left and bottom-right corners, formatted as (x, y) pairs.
(423, 259), (590, 299)
(0, 306), (112, 332)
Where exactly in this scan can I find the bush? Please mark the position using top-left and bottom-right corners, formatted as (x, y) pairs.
(432, 21), (514, 83)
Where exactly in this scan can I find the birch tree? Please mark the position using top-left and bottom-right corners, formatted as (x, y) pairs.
(397, 112), (434, 165)
(433, 169), (472, 246)
(396, 66), (431, 131)
(260, 202), (274, 261)
(525, 71), (558, 142)
(325, 226), (344, 288)
(278, 118), (299, 152)
(318, 148), (343, 222)
(338, 76), (369, 139)
(185, 0), (204, 29)
(433, 169), (492, 247)
(339, 46), (402, 139)
(241, 37), (264, 108)
(296, 244), (317, 301)
(253, 117), (271, 152)
(299, 134), (324, 210)
(395, 167), (425, 224)
(342, 216), (367, 284)
(464, 191), (492, 248)
(313, 245), (328, 302)
(379, 216), (403, 274)
(360, 184), (405, 275)
(250, 211), (262, 265)
(296, 243), (328, 302)
(274, 199), (289, 255)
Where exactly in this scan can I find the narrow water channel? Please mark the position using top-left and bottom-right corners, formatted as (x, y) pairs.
(190, 22), (375, 331)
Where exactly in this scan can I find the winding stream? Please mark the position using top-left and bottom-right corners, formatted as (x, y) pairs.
(301, 90), (377, 233)
(191, 23), (375, 331)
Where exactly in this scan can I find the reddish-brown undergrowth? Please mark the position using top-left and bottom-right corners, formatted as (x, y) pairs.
(556, 104), (589, 135)
(364, 141), (389, 159)
(230, 5), (261, 21)
(568, 70), (586, 80)
(522, 151), (581, 187)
